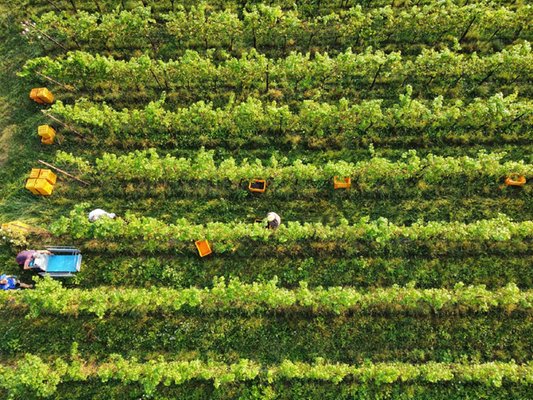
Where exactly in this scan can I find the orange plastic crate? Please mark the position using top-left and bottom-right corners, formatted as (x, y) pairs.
(248, 179), (266, 193)
(38, 169), (57, 185)
(29, 88), (54, 104)
(29, 88), (44, 104)
(195, 240), (212, 257)
(41, 137), (54, 145)
(333, 176), (351, 189)
(505, 174), (526, 187)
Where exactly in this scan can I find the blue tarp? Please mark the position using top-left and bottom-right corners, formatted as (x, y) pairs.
(46, 255), (80, 273)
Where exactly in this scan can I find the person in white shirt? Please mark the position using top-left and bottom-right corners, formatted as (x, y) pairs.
(266, 212), (281, 229)
(88, 209), (116, 222)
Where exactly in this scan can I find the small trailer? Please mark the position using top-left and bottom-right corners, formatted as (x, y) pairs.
(29, 247), (82, 277)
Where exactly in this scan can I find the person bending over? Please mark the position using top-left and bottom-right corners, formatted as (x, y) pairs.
(15, 249), (52, 271)
(266, 212), (281, 230)
(88, 209), (116, 222)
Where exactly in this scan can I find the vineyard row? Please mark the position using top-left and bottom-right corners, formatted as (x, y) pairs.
(28, 4), (533, 56)
(2, 354), (532, 398)
(21, 44), (533, 102)
(49, 206), (533, 253)
(24, 0), (525, 15)
(56, 148), (533, 184)
(2, 278), (532, 318)
(48, 91), (533, 145)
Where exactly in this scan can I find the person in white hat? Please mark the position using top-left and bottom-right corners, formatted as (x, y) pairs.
(266, 212), (281, 230)
(88, 209), (116, 222)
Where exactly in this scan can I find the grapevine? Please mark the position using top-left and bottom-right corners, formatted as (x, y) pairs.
(20, 43), (533, 100)
(26, 4), (533, 56)
(47, 92), (533, 144)
(2, 354), (531, 397)
(55, 148), (533, 185)
(49, 205), (533, 252)
(1, 277), (531, 317)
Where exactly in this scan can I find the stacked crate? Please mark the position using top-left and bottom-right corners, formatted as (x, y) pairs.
(38, 125), (56, 144)
(25, 168), (57, 196)
(29, 88), (54, 104)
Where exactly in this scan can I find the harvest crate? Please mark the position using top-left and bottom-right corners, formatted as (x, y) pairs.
(38, 125), (56, 144)
(195, 240), (212, 257)
(248, 179), (266, 193)
(333, 176), (351, 189)
(505, 174), (526, 187)
(38, 169), (57, 185)
(25, 178), (40, 195)
(33, 179), (54, 196)
(29, 88), (54, 104)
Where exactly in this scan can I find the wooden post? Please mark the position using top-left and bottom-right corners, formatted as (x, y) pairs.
(44, 0), (62, 12)
(41, 111), (85, 138)
(27, 22), (68, 51)
(35, 71), (76, 91)
(37, 159), (90, 186)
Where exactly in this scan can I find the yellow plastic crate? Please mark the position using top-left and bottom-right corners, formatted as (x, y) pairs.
(38, 125), (56, 139)
(25, 178), (40, 195)
(29, 88), (54, 104)
(34, 178), (54, 196)
(38, 169), (57, 185)
(29, 168), (41, 179)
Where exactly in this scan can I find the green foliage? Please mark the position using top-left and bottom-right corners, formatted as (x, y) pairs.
(79, 254), (533, 290)
(26, 4), (533, 57)
(55, 148), (533, 185)
(1, 276), (532, 317)
(4, 2), (533, 400)
(0, 354), (67, 398)
(1, 354), (532, 398)
(21, 43), (533, 101)
(48, 92), (533, 146)
(1, 310), (531, 365)
(49, 205), (533, 253)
